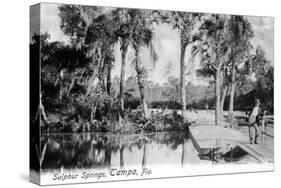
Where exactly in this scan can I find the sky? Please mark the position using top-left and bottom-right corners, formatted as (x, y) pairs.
(31, 3), (274, 86)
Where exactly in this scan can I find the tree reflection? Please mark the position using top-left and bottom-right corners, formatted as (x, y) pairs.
(41, 132), (189, 170)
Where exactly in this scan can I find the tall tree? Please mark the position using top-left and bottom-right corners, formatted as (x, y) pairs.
(129, 9), (157, 118)
(242, 46), (273, 112)
(112, 8), (132, 116)
(59, 5), (112, 99)
(85, 14), (118, 96)
(59, 5), (102, 48)
(220, 59), (232, 112)
(59, 5), (119, 123)
(226, 16), (254, 120)
(153, 11), (201, 117)
(192, 14), (231, 125)
(113, 9), (157, 118)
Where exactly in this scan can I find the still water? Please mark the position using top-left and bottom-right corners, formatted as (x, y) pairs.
(41, 131), (259, 172)
(40, 132), (205, 171)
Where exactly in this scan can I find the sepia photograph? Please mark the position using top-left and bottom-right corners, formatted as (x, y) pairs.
(29, 2), (274, 185)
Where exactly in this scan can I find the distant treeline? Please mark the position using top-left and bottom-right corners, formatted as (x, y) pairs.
(125, 92), (273, 113)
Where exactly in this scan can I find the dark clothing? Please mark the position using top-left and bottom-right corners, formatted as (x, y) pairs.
(256, 107), (263, 124)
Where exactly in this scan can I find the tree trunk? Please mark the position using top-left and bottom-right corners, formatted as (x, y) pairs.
(141, 143), (147, 169)
(135, 49), (149, 118)
(104, 147), (111, 167)
(180, 40), (187, 118)
(181, 141), (185, 167)
(39, 95), (49, 124)
(91, 103), (97, 122)
(106, 64), (112, 95)
(67, 77), (76, 97)
(58, 69), (65, 100)
(39, 141), (48, 167)
(84, 50), (103, 99)
(214, 60), (224, 126)
(214, 71), (221, 126)
(97, 47), (103, 72)
(119, 47), (128, 116)
(229, 61), (236, 121)
(85, 76), (100, 99)
(120, 145), (124, 168)
(220, 85), (228, 113)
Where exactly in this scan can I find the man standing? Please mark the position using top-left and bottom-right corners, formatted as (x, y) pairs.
(248, 99), (263, 144)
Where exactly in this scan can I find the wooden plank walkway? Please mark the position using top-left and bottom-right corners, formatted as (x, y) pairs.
(190, 125), (273, 163)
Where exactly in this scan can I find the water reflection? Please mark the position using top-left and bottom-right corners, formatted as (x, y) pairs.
(41, 132), (193, 171)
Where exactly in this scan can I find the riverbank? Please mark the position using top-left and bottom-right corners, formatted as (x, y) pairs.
(41, 108), (274, 158)
(41, 109), (193, 134)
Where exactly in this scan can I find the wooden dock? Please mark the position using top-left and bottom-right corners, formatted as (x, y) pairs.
(189, 126), (273, 163)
